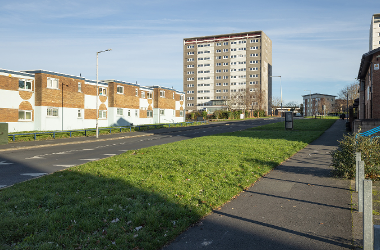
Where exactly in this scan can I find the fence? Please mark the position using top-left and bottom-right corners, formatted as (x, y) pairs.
(8, 121), (208, 142)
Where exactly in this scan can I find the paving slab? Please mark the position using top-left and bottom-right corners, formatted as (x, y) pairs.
(163, 119), (352, 250)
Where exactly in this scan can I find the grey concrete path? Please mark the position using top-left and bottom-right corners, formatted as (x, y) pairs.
(163, 119), (352, 250)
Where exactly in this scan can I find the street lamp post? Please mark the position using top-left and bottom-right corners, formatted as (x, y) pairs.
(304, 90), (311, 117)
(270, 76), (281, 117)
(96, 49), (112, 138)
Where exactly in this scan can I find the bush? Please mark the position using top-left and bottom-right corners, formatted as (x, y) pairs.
(254, 110), (265, 117)
(330, 133), (380, 179)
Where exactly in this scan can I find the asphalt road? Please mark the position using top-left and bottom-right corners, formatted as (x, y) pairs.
(0, 118), (281, 189)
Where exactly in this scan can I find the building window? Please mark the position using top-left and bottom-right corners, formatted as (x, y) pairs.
(78, 82), (82, 92)
(216, 42), (222, 46)
(47, 77), (59, 89)
(250, 81), (258, 85)
(216, 89), (221, 93)
(250, 46), (259, 50)
(216, 76), (221, 80)
(216, 63), (222, 66)
(140, 91), (145, 98)
(216, 83), (221, 86)
(187, 58), (194, 62)
(135, 89), (138, 96)
(223, 89), (228, 93)
(147, 92), (152, 99)
(160, 109), (165, 115)
(117, 86), (124, 94)
(127, 110), (131, 116)
(19, 79), (32, 91)
(250, 74), (259, 78)
(223, 83), (228, 86)
(250, 54), (259, 57)
(250, 67), (258, 71)
(223, 42), (228, 45)
(99, 87), (107, 96)
(187, 103), (194, 107)
(187, 84), (194, 87)
(187, 90), (194, 94)
(187, 45), (194, 49)
(187, 97), (194, 100)
(223, 55), (228, 59)
(180, 95), (184, 101)
(117, 108), (123, 116)
(147, 110), (153, 117)
(160, 90), (165, 97)
(223, 62), (228, 66)
(187, 77), (194, 81)
(180, 110), (184, 116)
(135, 110), (138, 117)
(250, 39), (259, 43)
(187, 52), (194, 55)
(18, 110), (32, 121)
(187, 65), (194, 68)
(47, 107), (58, 117)
(77, 109), (83, 118)
(99, 110), (107, 119)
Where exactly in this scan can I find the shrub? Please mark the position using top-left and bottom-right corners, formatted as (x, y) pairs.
(254, 110), (265, 117)
(330, 133), (380, 179)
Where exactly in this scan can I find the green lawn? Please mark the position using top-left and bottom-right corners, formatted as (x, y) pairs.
(0, 119), (337, 250)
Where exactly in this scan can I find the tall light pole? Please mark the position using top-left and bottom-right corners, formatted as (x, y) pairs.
(304, 90), (311, 117)
(96, 49), (112, 138)
(270, 76), (282, 117)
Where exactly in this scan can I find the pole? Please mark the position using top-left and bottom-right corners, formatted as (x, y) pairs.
(96, 52), (99, 138)
(346, 90), (349, 121)
(62, 82), (64, 131)
(280, 76), (282, 119)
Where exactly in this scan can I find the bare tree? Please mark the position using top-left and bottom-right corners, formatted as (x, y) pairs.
(338, 82), (359, 107)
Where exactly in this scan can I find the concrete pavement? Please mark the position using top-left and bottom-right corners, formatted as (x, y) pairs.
(163, 119), (353, 250)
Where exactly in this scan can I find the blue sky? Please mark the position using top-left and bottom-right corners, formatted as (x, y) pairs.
(0, 0), (378, 104)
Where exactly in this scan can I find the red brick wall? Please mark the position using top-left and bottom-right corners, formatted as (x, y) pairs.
(0, 108), (18, 122)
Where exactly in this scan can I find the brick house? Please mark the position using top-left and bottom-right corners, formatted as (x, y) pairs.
(0, 68), (185, 132)
(354, 47), (380, 132)
(357, 47), (380, 119)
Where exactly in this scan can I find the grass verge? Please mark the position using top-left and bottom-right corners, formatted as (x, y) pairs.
(0, 119), (337, 249)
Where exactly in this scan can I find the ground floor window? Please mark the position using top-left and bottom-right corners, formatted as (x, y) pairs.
(18, 110), (32, 121)
(47, 107), (58, 117)
(180, 110), (184, 116)
(77, 109), (83, 118)
(99, 110), (107, 119)
(117, 108), (123, 116)
(147, 110), (153, 117)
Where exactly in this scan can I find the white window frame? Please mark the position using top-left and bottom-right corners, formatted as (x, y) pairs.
(99, 110), (107, 119)
(147, 92), (152, 99)
(99, 87), (107, 96)
(77, 109), (83, 118)
(117, 85), (124, 94)
(147, 110), (153, 117)
(78, 82), (82, 92)
(160, 90), (165, 97)
(18, 110), (32, 121)
(135, 110), (139, 117)
(47, 77), (59, 89)
(47, 107), (59, 117)
(160, 109), (165, 115)
(19, 79), (33, 91)
(117, 108), (123, 116)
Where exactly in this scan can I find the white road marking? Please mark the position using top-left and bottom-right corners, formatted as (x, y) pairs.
(20, 173), (47, 177)
(82, 149), (94, 151)
(25, 156), (44, 159)
(119, 150), (129, 152)
(103, 154), (117, 156)
(55, 152), (70, 155)
(54, 165), (75, 168)
(0, 185), (7, 188)
(0, 161), (13, 165)
(80, 159), (99, 161)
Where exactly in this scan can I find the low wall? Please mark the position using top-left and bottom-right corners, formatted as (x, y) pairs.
(353, 119), (380, 133)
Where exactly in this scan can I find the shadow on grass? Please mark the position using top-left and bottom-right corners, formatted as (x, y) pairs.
(0, 168), (201, 250)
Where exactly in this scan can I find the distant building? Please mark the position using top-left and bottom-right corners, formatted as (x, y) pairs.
(183, 31), (272, 114)
(370, 14), (380, 51)
(302, 93), (336, 116)
(0, 68), (185, 133)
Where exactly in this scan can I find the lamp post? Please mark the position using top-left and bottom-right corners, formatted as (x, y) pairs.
(96, 49), (112, 138)
(304, 90), (311, 117)
(270, 76), (281, 117)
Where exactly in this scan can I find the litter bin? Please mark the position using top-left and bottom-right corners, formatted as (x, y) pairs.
(0, 123), (8, 145)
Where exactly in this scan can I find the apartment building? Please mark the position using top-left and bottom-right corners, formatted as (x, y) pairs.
(183, 31), (272, 114)
(0, 68), (185, 133)
(302, 93), (336, 116)
(370, 14), (380, 51)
